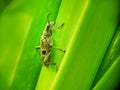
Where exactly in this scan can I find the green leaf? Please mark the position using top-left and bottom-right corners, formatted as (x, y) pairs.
(36, 0), (119, 90)
(92, 26), (120, 90)
(0, 0), (62, 89)
(10, 0), (62, 90)
(0, 7), (33, 90)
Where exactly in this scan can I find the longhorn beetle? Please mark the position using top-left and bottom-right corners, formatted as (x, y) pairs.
(36, 14), (65, 72)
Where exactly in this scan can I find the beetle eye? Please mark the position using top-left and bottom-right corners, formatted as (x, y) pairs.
(42, 50), (46, 55)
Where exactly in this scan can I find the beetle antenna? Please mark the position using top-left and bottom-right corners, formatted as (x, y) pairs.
(47, 13), (51, 24)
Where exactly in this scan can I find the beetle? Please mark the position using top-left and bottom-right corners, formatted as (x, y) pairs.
(36, 14), (65, 71)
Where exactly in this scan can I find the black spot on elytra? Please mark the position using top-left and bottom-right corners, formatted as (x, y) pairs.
(42, 50), (46, 55)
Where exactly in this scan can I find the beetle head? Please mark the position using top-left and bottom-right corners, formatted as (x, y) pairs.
(44, 21), (55, 37)
(47, 22), (55, 30)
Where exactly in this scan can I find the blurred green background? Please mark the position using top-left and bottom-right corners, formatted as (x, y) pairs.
(0, 0), (120, 90)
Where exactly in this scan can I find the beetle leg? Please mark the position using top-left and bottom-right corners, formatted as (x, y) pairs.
(44, 52), (58, 72)
(47, 13), (51, 24)
(47, 62), (58, 72)
(53, 46), (65, 53)
(36, 46), (40, 55)
(49, 62), (58, 72)
(54, 22), (64, 30)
